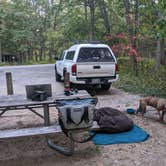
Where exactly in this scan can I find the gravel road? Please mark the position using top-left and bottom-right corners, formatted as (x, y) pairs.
(0, 64), (165, 166)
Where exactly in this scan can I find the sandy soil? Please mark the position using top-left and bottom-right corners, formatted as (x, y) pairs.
(0, 65), (166, 166)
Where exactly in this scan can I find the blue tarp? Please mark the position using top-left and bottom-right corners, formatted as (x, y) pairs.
(91, 125), (149, 145)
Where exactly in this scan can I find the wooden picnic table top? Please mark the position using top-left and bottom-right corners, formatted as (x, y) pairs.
(0, 90), (91, 108)
(0, 90), (96, 142)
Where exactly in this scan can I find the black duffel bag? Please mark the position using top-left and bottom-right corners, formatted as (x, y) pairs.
(93, 107), (134, 133)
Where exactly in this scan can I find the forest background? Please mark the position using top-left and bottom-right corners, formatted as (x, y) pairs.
(0, 0), (165, 97)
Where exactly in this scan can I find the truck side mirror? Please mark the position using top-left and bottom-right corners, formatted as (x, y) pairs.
(54, 57), (58, 60)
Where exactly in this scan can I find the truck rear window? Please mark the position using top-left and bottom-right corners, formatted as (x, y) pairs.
(77, 47), (115, 62)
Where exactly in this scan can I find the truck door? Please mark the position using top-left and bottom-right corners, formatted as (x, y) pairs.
(56, 51), (66, 76)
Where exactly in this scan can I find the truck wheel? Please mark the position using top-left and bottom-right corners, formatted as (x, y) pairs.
(87, 86), (96, 96)
(70, 83), (75, 89)
(101, 83), (111, 90)
(55, 70), (61, 82)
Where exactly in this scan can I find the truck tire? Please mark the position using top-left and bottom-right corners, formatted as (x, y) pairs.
(56, 71), (61, 82)
(55, 69), (61, 82)
(101, 83), (111, 91)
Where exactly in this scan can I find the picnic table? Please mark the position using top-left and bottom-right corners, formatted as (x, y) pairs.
(0, 90), (93, 156)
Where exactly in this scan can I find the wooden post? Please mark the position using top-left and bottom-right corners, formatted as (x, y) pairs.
(6, 72), (14, 95)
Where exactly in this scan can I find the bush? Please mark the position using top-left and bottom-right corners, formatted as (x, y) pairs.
(114, 57), (166, 98)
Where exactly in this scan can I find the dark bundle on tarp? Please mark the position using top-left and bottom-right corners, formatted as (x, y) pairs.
(94, 107), (134, 133)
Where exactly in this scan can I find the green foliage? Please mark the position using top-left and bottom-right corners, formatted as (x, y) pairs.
(0, 57), (55, 66)
(115, 57), (166, 98)
(1, 0), (165, 57)
(139, 0), (166, 39)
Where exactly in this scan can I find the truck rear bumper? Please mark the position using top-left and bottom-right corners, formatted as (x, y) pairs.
(70, 75), (119, 85)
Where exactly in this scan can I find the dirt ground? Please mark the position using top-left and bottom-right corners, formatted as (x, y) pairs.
(0, 65), (166, 166)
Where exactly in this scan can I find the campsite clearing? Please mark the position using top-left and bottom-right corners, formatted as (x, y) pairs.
(0, 64), (165, 166)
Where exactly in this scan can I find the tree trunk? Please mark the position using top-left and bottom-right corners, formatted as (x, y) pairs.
(53, 0), (62, 30)
(98, 0), (111, 34)
(84, 0), (88, 40)
(155, 38), (161, 71)
(133, 0), (139, 76)
(161, 38), (165, 65)
(133, 0), (138, 48)
(124, 0), (138, 76)
(35, 51), (38, 62)
(155, 3), (164, 70)
(19, 52), (23, 63)
(89, 0), (95, 41)
(44, 48), (47, 60)
(49, 43), (53, 62)
(40, 47), (43, 61)
(124, 0), (133, 46)
(27, 49), (32, 62)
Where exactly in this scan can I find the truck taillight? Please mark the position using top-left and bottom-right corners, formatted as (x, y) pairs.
(71, 64), (77, 76)
(115, 64), (119, 73)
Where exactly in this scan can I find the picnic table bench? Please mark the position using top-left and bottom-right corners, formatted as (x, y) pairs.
(0, 90), (95, 156)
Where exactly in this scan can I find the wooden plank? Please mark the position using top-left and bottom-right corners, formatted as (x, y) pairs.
(0, 90), (91, 108)
(0, 95), (55, 108)
(0, 122), (100, 139)
(0, 125), (62, 139)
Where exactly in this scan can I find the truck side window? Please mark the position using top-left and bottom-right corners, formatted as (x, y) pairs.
(59, 51), (65, 60)
(65, 51), (75, 60)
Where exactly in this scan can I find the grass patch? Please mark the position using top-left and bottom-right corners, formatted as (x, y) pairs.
(114, 57), (166, 98)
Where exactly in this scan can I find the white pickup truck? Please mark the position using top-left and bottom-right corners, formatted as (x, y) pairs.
(55, 43), (119, 90)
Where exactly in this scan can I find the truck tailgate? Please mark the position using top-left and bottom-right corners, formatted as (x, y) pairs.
(77, 62), (115, 77)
